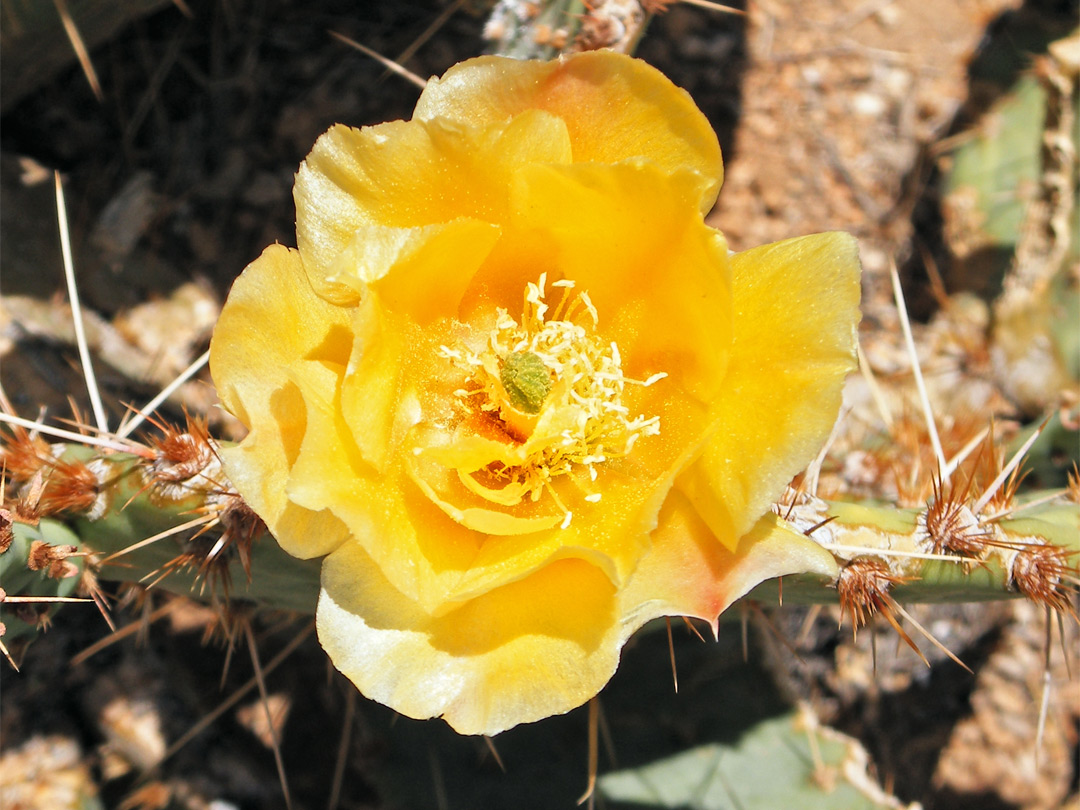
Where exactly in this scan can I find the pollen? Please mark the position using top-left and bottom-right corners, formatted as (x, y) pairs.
(445, 275), (664, 513)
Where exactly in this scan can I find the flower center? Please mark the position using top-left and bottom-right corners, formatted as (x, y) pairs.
(440, 275), (664, 524)
(499, 351), (552, 415)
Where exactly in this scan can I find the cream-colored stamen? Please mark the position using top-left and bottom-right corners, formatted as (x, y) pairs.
(442, 275), (664, 517)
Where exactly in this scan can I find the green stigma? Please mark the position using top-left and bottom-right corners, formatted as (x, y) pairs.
(500, 351), (552, 414)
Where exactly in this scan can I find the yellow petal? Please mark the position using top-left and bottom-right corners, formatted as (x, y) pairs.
(414, 52), (723, 212)
(318, 541), (620, 736)
(320, 218), (501, 315)
(210, 245), (353, 558)
(335, 296), (406, 473)
(294, 110), (572, 288)
(464, 161), (732, 403)
(679, 232), (861, 550)
(400, 382), (715, 602)
(617, 490), (839, 639)
(283, 381), (488, 614)
(407, 453), (565, 535)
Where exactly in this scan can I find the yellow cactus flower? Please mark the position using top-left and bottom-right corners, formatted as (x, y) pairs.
(209, 51), (861, 736)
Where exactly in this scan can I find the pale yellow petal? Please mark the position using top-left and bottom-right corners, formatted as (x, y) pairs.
(318, 541), (620, 736)
(210, 244), (353, 559)
(617, 491), (839, 639)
